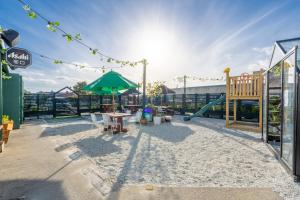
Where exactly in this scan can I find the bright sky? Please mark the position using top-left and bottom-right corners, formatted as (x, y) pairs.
(1, 0), (300, 92)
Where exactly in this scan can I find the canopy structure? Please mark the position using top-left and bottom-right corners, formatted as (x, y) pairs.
(84, 71), (138, 93)
(84, 71), (138, 112)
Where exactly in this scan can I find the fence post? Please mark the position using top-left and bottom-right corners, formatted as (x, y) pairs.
(36, 94), (40, 119)
(172, 94), (175, 109)
(237, 100), (241, 120)
(89, 95), (92, 113)
(100, 95), (103, 112)
(194, 93), (198, 112)
(77, 95), (80, 116)
(206, 93), (210, 104)
(220, 93), (225, 119)
(181, 94), (186, 114)
(53, 93), (56, 118)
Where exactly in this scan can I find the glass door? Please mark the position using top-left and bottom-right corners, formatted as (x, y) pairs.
(263, 73), (267, 142)
(267, 62), (282, 153)
(281, 51), (296, 168)
(264, 48), (297, 170)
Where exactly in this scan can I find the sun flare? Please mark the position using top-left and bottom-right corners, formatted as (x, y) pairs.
(131, 25), (177, 61)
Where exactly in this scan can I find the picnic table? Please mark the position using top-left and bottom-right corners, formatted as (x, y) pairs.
(105, 112), (132, 133)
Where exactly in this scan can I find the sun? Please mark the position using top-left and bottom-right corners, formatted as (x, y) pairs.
(132, 25), (176, 61)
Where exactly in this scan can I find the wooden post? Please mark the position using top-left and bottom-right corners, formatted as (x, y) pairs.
(225, 68), (230, 128)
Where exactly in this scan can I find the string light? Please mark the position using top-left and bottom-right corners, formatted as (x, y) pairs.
(17, 0), (146, 68)
(30, 50), (121, 73)
(173, 75), (225, 83)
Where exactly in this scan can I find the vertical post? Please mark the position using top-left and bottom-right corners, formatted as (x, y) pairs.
(220, 93), (225, 119)
(89, 95), (92, 113)
(37, 94), (40, 119)
(206, 93), (210, 104)
(77, 95), (80, 116)
(237, 100), (242, 120)
(182, 94), (185, 112)
(142, 59), (147, 116)
(233, 99), (237, 123)
(225, 68), (230, 128)
(100, 95), (103, 112)
(172, 94), (175, 109)
(259, 69), (263, 130)
(195, 93), (198, 112)
(53, 93), (56, 118)
(137, 85), (140, 105)
(183, 75), (187, 112)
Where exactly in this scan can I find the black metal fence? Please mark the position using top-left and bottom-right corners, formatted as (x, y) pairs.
(24, 92), (260, 122)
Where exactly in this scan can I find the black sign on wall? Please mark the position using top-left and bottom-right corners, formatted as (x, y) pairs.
(5, 47), (32, 69)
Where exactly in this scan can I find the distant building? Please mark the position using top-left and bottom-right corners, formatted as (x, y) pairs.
(172, 84), (226, 94)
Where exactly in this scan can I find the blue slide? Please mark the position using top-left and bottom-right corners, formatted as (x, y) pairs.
(184, 95), (225, 121)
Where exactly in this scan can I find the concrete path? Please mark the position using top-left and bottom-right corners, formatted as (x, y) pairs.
(109, 185), (282, 200)
(0, 119), (283, 200)
(0, 120), (102, 200)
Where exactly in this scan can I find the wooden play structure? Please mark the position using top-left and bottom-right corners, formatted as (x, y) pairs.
(224, 68), (263, 132)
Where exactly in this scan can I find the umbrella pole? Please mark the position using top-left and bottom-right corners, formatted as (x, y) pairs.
(112, 93), (115, 113)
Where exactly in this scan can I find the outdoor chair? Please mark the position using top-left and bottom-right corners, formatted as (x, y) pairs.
(123, 111), (143, 129)
(157, 106), (166, 114)
(102, 114), (120, 134)
(121, 105), (126, 112)
(127, 111), (143, 124)
(90, 113), (104, 134)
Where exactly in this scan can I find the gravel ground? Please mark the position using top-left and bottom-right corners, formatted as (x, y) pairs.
(41, 116), (300, 199)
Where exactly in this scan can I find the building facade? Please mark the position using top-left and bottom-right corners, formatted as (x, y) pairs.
(172, 84), (226, 94)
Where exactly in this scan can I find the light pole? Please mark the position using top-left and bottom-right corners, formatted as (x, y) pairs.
(142, 59), (147, 113)
(183, 75), (187, 112)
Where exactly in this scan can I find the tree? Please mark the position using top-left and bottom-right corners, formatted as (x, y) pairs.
(73, 81), (88, 94)
(146, 81), (164, 105)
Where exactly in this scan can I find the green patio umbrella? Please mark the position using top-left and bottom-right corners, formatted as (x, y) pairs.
(84, 71), (138, 112)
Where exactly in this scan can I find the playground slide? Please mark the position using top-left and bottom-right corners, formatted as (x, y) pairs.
(183, 95), (225, 121)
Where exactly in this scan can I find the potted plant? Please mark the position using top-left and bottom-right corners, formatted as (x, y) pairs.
(153, 113), (162, 125)
(140, 117), (148, 125)
(0, 125), (3, 153)
(147, 81), (164, 124)
(2, 115), (14, 144)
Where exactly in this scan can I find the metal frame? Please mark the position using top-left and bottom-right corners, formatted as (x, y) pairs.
(263, 46), (300, 180)
(54, 86), (80, 117)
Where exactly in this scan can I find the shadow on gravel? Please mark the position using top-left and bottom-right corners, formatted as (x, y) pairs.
(142, 123), (194, 143)
(0, 179), (67, 200)
(40, 123), (95, 137)
(73, 136), (122, 157)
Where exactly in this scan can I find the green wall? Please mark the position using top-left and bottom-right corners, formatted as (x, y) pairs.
(3, 73), (24, 129)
